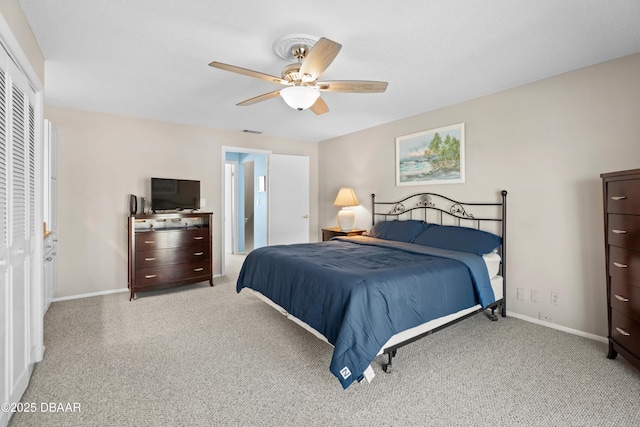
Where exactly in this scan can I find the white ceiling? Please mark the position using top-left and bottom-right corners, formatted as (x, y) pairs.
(18, 0), (640, 142)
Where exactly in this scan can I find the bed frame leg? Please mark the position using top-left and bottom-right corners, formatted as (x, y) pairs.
(490, 307), (499, 321)
(383, 350), (397, 373)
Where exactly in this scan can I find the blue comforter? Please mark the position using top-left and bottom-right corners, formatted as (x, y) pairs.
(236, 236), (495, 388)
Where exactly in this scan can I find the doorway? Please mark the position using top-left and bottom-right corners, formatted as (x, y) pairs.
(221, 148), (312, 276)
(243, 160), (255, 252)
(222, 147), (270, 275)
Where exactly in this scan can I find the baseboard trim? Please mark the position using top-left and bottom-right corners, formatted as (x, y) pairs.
(52, 274), (224, 302)
(52, 288), (128, 302)
(31, 344), (45, 363)
(507, 311), (607, 344)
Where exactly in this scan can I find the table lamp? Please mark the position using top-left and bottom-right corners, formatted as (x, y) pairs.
(333, 187), (359, 231)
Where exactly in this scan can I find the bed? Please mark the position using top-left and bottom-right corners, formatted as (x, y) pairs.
(237, 190), (507, 388)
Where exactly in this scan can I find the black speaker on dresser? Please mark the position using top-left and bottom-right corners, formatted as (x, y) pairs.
(129, 194), (137, 214)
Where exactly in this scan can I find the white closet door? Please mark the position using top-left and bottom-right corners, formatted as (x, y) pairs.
(0, 42), (41, 426)
(8, 64), (31, 410)
(0, 64), (9, 424)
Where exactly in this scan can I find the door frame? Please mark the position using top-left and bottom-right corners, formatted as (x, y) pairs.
(224, 161), (238, 255)
(220, 146), (271, 276)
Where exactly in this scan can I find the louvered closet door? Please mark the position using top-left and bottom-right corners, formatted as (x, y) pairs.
(0, 65), (9, 416)
(0, 44), (38, 419)
(9, 77), (31, 391)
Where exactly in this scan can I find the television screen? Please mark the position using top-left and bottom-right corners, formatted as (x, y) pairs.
(151, 178), (200, 211)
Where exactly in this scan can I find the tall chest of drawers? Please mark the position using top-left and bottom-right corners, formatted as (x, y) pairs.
(128, 212), (213, 300)
(601, 169), (640, 369)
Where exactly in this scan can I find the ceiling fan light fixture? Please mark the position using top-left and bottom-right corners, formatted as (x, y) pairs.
(280, 86), (320, 111)
(211, 35), (386, 116)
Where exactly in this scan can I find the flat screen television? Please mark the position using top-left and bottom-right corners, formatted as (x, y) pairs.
(151, 178), (200, 211)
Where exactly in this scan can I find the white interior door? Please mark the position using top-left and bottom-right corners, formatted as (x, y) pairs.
(268, 154), (309, 245)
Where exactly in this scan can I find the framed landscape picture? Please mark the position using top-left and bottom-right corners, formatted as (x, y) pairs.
(395, 123), (465, 186)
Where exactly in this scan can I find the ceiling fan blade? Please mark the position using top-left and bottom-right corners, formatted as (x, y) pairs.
(316, 80), (388, 93)
(236, 90), (281, 106)
(309, 96), (329, 115)
(298, 37), (342, 81)
(209, 61), (289, 85)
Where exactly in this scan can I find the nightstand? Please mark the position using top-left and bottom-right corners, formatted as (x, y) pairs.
(322, 227), (367, 241)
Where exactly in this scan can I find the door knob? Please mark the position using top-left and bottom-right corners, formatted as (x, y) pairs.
(302, 214), (309, 219)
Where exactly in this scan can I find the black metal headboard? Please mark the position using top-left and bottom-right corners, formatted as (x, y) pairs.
(372, 191), (506, 228)
(372, 190), (508, 316)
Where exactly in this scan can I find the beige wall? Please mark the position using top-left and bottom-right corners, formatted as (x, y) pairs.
(319, 53), (640, 337)
(45, 106), (318, 298)
(0, 0), (44, 83)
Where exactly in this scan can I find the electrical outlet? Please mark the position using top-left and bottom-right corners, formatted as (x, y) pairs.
(539, 312), (552, 322)
(550, 292), (560, 305)
(531, 289), (540, 303)
(517, 288), (526, 300)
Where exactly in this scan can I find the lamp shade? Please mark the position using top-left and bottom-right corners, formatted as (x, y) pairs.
(280, 86), (320, 110)
(333, 187), (359, 207)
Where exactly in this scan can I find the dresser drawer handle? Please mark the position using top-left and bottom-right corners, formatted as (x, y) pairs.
(144, 257), (156, 261)
(144, 240), (155, 244)
(193, 236), (204, 240)
(144, 274), (157, 279)
(614, 294), (630, 302)
(610, 196), (627, 201)
(613, 262), (628, 268)
(194, 267), (204, 272)
(193, 252), (204, 256)
(615, 327), (631, 336)
(611, 229), (627, 234)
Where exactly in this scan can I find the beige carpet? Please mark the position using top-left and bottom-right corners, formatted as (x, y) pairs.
(9, 256), (640, 426)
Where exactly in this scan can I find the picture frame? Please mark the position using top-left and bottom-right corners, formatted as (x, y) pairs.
(395, 122), (465, 186)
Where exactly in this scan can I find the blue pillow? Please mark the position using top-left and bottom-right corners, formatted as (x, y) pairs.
(413, 225), (501, 255)
(368, 220), (428, 243)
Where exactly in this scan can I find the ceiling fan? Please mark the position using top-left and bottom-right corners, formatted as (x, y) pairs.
(209, 34), (388, 115)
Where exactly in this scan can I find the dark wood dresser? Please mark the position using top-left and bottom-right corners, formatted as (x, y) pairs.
(601, 168), (640, 369)
(128, 212), (213, 300)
